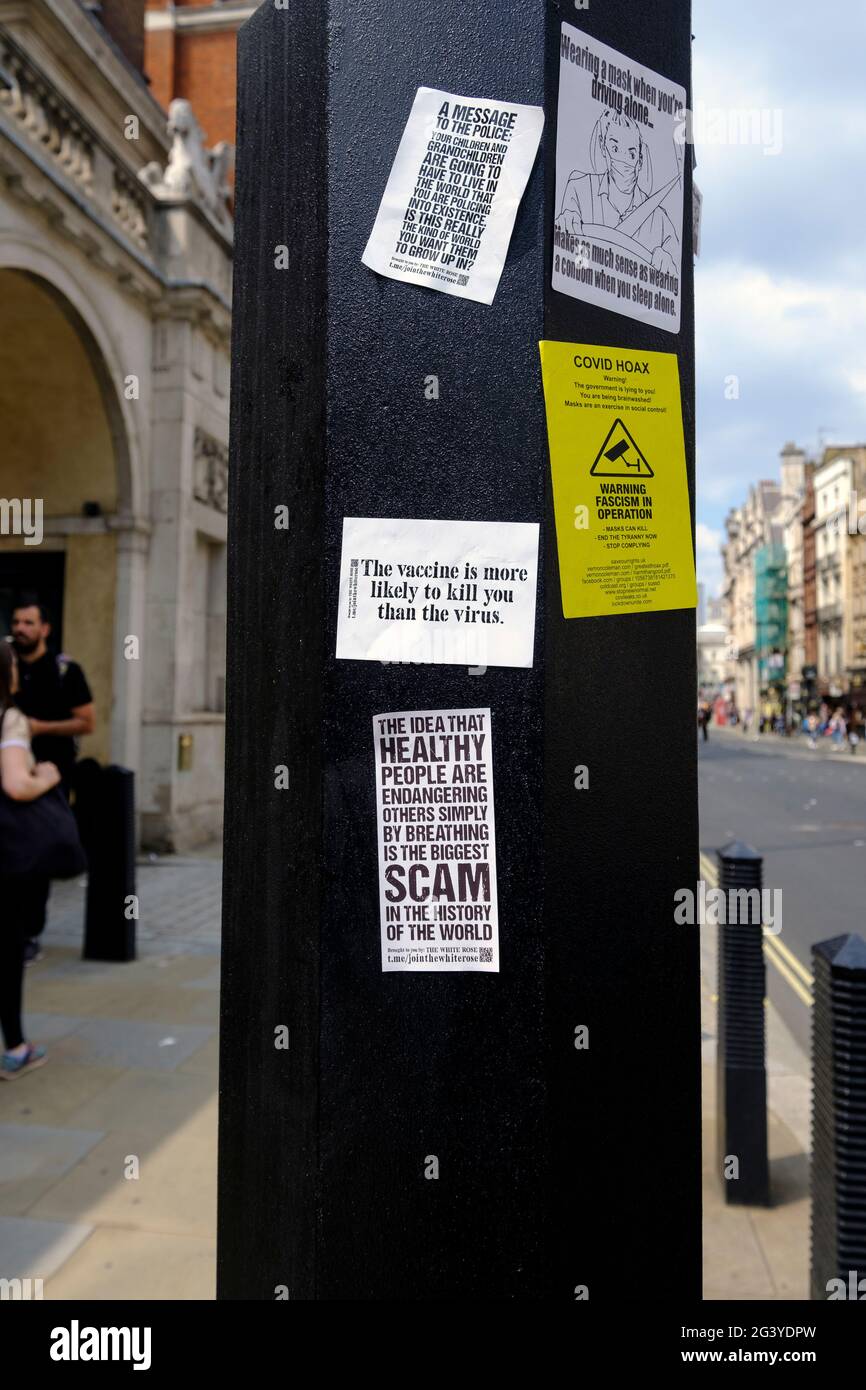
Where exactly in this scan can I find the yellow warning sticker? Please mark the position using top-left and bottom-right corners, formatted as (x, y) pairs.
(539, 339), (697, 619)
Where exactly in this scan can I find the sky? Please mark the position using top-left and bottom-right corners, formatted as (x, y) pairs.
(692, 0), (866, 596)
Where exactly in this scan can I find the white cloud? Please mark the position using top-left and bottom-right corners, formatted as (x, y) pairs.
(695, 522), (724, 598)
(697, 264), (866, 372)
(690, 0), (866, 590)
(695, 262), (866, 529)
(696, 522), (724, 556)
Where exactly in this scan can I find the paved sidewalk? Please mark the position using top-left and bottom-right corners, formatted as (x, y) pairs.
(0, 851), (221, 1300)
(700, 907), (811, 1299)
(1, 839), (810, 1301)
(708, 722), (866, 767)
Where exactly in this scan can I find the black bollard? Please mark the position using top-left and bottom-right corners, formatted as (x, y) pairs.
(75, 761), (137, 963)
(715, 840), (770, 1205)
(810, 934), (866, 1300)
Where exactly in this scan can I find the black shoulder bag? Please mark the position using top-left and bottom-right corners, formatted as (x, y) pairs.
(0, 783), (88, 880)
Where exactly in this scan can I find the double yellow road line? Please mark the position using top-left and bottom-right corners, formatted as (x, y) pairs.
(699, 852), (813, 1008)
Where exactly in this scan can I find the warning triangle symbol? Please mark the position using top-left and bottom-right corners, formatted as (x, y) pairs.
(590, 418), (654, 477)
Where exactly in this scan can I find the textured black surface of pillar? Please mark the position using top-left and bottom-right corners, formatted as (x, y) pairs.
(716, 841), (769, 1206)
(218, 0), (700, 1300)
(810, 934), (866, 1300)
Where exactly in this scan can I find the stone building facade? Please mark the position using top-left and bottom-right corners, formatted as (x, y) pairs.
(778, 445), (808, 698)
(841, 447), (866, 708)
(812, 451), (852, 698)
(802, 472), (817, 681)
(0, 0), (233, 850)
(696, 621), (729, 694)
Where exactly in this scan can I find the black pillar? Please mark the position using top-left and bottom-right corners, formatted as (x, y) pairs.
(811, 934), (866, 1300)
(715, 841), (770, 1206)
(76, 761), (137, 963)
(218, 0), (700, 1300)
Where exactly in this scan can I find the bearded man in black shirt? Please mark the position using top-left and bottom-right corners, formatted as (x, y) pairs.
(11, 600), (96, 961)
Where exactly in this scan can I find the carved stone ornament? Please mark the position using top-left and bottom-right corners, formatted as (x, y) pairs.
(139, 99), (233, 228)
(193, 429), (228, 513)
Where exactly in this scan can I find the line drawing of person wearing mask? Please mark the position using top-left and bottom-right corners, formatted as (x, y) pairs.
(556, 108), (681, 276)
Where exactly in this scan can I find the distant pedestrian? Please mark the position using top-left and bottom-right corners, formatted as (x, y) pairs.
(806, 712), (819, 750)
(10, 600), (94, 963)
(0, 640), (61, 1079)
(829, 707), (847, 752)
(697, 699), (711, 742)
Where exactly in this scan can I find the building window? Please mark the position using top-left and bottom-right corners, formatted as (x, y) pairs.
(191, 535), (227, 713)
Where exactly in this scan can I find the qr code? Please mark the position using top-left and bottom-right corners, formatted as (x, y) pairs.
(456, 274), (469, 287)
(478, 948), (493, 963)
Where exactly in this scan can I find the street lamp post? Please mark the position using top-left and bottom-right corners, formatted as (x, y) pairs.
(218, 0), (701, 1300)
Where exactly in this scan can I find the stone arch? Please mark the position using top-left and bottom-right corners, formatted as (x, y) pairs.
(0, 238), (150, 772)
(0, 237), (144, 517)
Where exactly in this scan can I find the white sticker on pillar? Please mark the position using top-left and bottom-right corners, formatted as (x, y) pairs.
(552, 23), (687, 333)
(336, 517), (539, 669)
(373, 708), (499, 973)
(362, 87), (544, 305)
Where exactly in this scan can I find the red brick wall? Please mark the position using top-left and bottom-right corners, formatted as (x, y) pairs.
(174, 30), (238, 152)
(144, 7), (240, 178)
(144, 27), (175, 111)
(98, 0), (147, 72)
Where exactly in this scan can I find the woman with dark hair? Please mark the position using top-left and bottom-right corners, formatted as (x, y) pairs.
(0, 638), (62, 1078)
